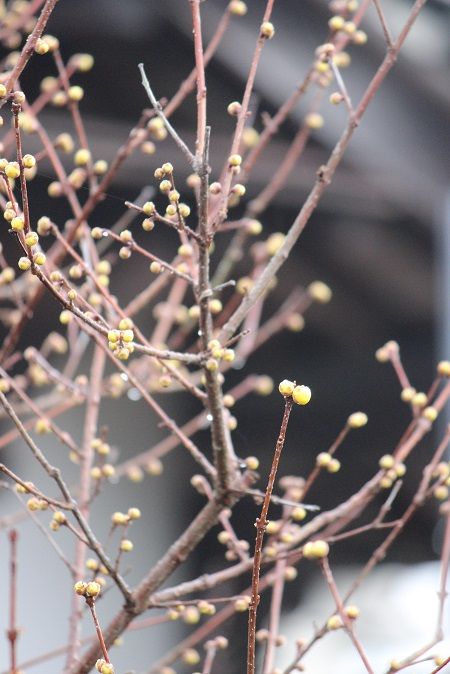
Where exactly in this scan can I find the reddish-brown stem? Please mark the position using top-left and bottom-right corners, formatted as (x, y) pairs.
(213, 0), (275, 226)
(7, 529), (18, 674)
(190, 0), (207, 162)
(372, 0), (394, 48)
(247, 396), (293, 674)
(320, 557), (375, 674)
(429, 656), (450, 674)
(87, 599), (110, 663)
(262, 556), (286, 674)
(2, 0), (59, 103)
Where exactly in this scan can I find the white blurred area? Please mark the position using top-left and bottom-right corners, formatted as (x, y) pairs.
(277, 562), (450, 674)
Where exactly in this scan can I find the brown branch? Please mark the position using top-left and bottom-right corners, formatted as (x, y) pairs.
(190, 0), (208, 163)
(248, 396), (293, 674)
(372, 0), (395, 48)
(2, 0), (60, 103)
(320, 557), (375, 674)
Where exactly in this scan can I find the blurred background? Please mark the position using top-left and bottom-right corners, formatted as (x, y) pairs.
(0, 0), (449, 672)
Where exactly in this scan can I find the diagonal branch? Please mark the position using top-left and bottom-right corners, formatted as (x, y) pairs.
(138, 63), (196, 167)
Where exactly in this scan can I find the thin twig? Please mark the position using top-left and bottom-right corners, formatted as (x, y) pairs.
(7, 530), (19, 674)
(248, 397), (294, 674)
(372, 0), (395, 48)
(320, 557), (375, 674)
(138, 63), (195, 167)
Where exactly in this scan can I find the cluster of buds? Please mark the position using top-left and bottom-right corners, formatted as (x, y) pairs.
(278, 379), (312, 406)
(378, 454), (406, 490)
(265, 520), (302, 550)
(432, 463), (450, 503)
(26, 496), (49, 511)
(217, 529), (250, 562)
(74, 580), (102, 598)
(90, 464), (115, 480)
(15, 480), (34, 494)
(50, 511), (67, 531)
(316, 451), (341, 474)
(107, 319), (135, 361)
(328, 0), (368, 44)
(111, 507), (141, 526)
(141, 200), (156, 231)
(147, 116), (168, 141)
(205, 340), (235, 372)
(327, 604), (360, 630)
(153, 162), (191, 220)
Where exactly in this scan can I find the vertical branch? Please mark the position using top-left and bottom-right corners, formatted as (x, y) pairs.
(190, 0), (207, 162)
(65, 345), (106, 670)
(13, 106), (31, 235)
(247, 397), (293, 674)
(86, 599), (111, 664)
(262, 557), (286, 674)
(7, 529), (19, 674)
(213, 0), (275, 224)
(372, 0), (394, 48)
(197, 128), (235, 492)
(436, 512), (450, 639)
(189, 0), (236, 492)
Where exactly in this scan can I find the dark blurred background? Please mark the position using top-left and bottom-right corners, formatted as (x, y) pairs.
(1, 0), (449, 672)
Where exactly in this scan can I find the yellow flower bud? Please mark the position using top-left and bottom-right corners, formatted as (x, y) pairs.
(229, 0), (247, 15)
(18, 257), (31, 271)
(308, 280), (332, 303)
(327, 614), (343, 630)
(22, 154), (36, 169)
(347, 411), (368, 428)
(438, 361), (450, 377)
(260, 21), (275, 39)
(74, 148), (91, 166)
(85, 581), (101, 597)
(228, 154), (242, 167)
(305, 113), (324, 130)
(278, 379), (295, 396)
(74, 581), (87, 595)
(379, 454), (395, 470)
(292, 385), (311, 406)
(68, 85), (84, 102)
(345, 604), (360, 619)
